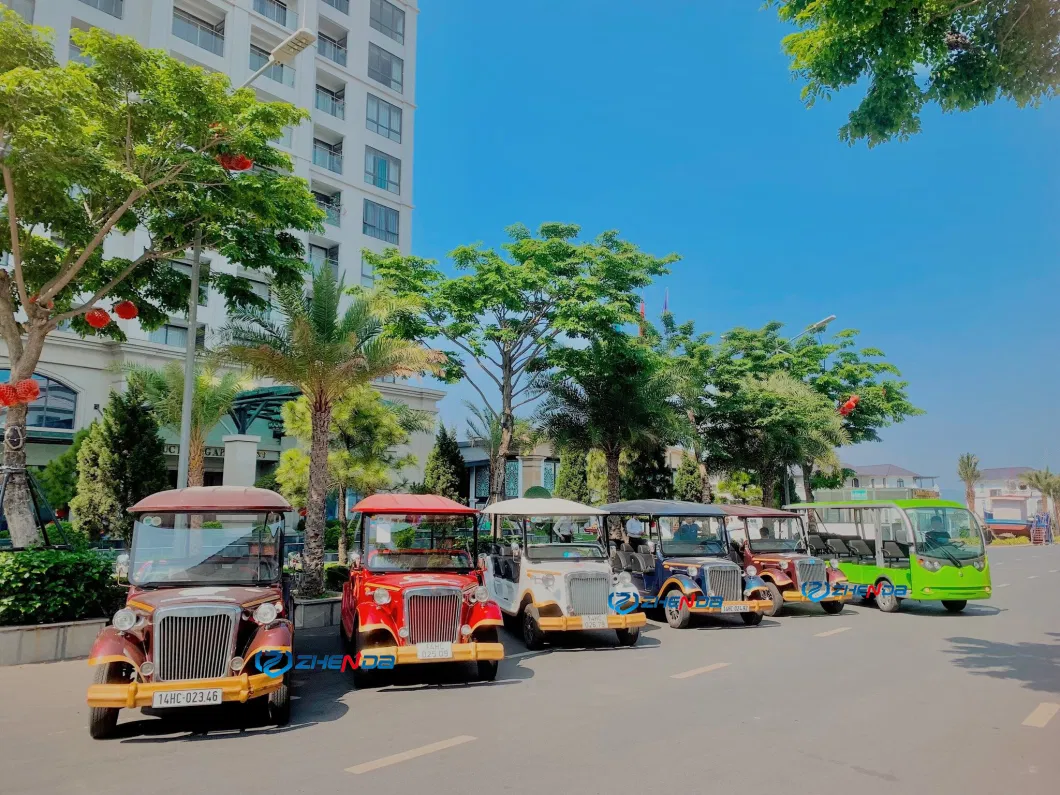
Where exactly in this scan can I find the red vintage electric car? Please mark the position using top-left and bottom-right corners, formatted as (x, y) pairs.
(85, 487), (294, 739)
(721, 504), (849, 616)
(340, 494), (505, 684)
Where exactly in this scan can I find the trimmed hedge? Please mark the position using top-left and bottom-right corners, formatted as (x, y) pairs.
(324, 563), (350, 592)
(0, 550), (125, 626)
(990, 536), (1031, 546)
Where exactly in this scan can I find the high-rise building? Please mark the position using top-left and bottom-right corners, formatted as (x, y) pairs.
(0, 0), (441, 488)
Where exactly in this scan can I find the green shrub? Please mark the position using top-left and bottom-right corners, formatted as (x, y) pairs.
(324, 563), (350, 591)
(990, 536), (1031, 546)
(0, 550), (125, 626)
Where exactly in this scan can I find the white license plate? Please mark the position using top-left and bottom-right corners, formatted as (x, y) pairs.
(416, 642), (453, 660)
(151, 688), (222, 708)
(721, 604), (749, 613)
(581, 614), (608, 629)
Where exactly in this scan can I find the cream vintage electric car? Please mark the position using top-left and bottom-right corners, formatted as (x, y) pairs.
(479, 498), (645, 649)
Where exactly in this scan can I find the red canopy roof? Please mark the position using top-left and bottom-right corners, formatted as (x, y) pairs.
(718, 504), (798, 519)
(354, 494), (478, 516)
(130, 487), (293, 513)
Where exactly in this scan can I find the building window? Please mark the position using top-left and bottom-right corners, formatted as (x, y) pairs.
(321, 0), (348, 13)
(313, 190), (341, 226)
(542, 461), (558, 493)
(315, 85), (346, 119)
(473, 465), (489, 500)
(313, 138), (343, 174)
(173, 8), (225, 56)
(78, 0), (122, 19)
(272, 125), (294, 149)
(368, 43), (403, 93)
(360, 255), (374, 287)
(171, 260), (210, 306)
(68, 39), (93, 66)
(148, 323), (204, 349)
(250, 44), (295, 86)
(362, 199), (399, 244)
(318, 32), (348, 67)
(309, 244), (339, 277)
(366, 94), (402, 143)
(896, 478), (905, 488)
(370, 0), (405, 44)
(851, 478), (860, 488)
(504, 459), (520, 498)
(364, 146), (400, 194)
(0, 371), (77, 430)
(989, 489), (1001, 497)
(10, 0), (34, 23)
(252, 0), (294, 28)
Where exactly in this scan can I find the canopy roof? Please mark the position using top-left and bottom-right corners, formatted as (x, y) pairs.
(599, 499), (725, 517)
(718, 504), (798, 519)
(354, 494), (479, 516)
(130, 487), (292, 513)
(481, 497), (608, 517)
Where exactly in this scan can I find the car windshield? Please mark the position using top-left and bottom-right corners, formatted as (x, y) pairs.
(658, 516), (726, 557)
(906, 507), (986, 560)
(729, 516), (804, 553)
(365, 513), (475, 572)
(503, 515), (605, 561)
(129, 512), (282, 586)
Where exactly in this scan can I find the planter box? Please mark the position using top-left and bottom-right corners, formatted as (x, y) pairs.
(292, 596), (342, 629)
(0, 617), (108, 666)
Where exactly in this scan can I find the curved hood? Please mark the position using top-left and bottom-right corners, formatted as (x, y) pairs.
(366, 571), (478, 590)
(127, 585), (280, 612)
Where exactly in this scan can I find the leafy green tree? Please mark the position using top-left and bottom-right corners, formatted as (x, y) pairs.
(770, 0), (1059, 146)
(716, 471), (763, 505)
(222, 271), (440, 595)
(1020, 467), (1058, 529)
(621, 443), (675, 501)
(37, 427), (90, 512)
(554, 448), (590, 504)
(125, 362), (249, 487)
(673, 454), (702, 502)
(957, 453), (982, 513)
(423, 425), (464, 502)
(0, 14), (321, 545)
(367, 223), (674, 503)
(70, 387), (167, 541)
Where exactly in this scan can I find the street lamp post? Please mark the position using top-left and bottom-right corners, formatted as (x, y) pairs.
(175, 28), (317, 489)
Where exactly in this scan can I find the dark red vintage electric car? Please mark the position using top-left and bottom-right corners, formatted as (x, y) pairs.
(85, 487), (294, 739)
(340, 494), (504, 683)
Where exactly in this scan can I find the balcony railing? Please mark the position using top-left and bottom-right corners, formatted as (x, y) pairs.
(309, 257), (339, 277)
(318, 37), (348, 67)
(315, 89), (346, 119)
(173, 10), (224, 56)
(252, 0), (295, 28)
(313, 145), (343, 174)
(316, 200), (341, 226)
(321, 0), (349, 14)
(250, 48), (295, 86)
(78, 0), (122, 19)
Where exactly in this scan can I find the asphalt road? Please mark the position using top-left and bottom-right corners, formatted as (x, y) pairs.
(1, 544), (1058, 795)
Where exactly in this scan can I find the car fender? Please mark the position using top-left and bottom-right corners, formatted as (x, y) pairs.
(87, 626), (146, 672)
(243, 620), (293, 663)
(826, 567), (848, 586)
(657, 574), (703, 599)
(356, 601), (399, 642)
(743, 574), (770, 597)
(467, 599), (503, 633)
(760, 569), (793, 588)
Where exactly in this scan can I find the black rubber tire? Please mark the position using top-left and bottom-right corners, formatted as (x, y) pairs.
(88, 662), (126, 740)
(942, 600), (968, 613)
(821, 599), (845, 615)
(876, 581), (901, 613)
(741, 610), (764, 626)
(339, 615), (351, 651)
(664, 590), (691, 629)
(477, 660), (499, 681)
(762, 581), (783, 617)
(351, 619), (379, 689)
(521, 609), (546, 650)
(268, 671), (291, 726)
(615, 627), (640, 647)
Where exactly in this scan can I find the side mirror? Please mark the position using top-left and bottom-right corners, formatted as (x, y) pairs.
(115, 553), (130, 584)
(349, 553), (361, 569)
(477, 555), (488, 572)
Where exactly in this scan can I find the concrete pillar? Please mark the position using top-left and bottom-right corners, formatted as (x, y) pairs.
(222, 434), (260, 487)
(518, 455), (547, 494)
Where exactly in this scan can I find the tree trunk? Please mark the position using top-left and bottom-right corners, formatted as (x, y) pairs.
(301, 399), (332, 598)
(337, 483), (348, 565)
(697, 460), (713, 503)
(188, 430), (205, 488)
(605, 449), (623, 541)
(801, 462), (817, 532)
(490, 419), (512, 505)
(965, 483), (976, 514)
(759, 468), (776, 509)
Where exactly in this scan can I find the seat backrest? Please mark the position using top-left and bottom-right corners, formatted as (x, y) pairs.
(620, 542), (634, 553)
(882, 541), (907, 560)
(615, 551), (634, 572)
(827, 538), (852, 557)
(631, 552), (655, 573)
(807, 534), (828, 554)
(848, 539), (874, 559)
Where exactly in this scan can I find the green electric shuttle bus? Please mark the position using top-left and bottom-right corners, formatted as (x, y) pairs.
(784, 499), (991, 613)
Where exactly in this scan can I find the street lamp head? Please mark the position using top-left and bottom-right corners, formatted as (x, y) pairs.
(808, 314), (836, 331)
(271, 28), (317, 65)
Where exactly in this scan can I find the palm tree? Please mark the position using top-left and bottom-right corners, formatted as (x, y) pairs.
(1020, 467), (1058, 529)
(464, 401), (538, 499)
(219, 268), (440, 597)
(125, 361), (250, 487)
(956, 453), (982, 514)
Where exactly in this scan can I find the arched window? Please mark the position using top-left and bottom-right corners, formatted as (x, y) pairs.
(897, 478), (905, 488)
(0, 370), (77, 430)
(852, 478), (860, 488)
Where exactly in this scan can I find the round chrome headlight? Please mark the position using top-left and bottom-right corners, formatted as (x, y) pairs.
(474, 585), (489, 603)
(230, 656), (245, 672)
(253, 602), (279, 625)
(542, 574), (555, 589)
(139, 660), (156, 677)
(398, 626), (409, 638)
(830, 558), (840, 569)
(461, 624), (472, 636)
(745, 565), (757, 577)
(617, 571), (632, 586)
(373, 588), (391, 606)
(112, 608), (137, 632)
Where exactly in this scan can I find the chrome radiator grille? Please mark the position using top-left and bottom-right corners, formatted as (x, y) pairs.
(566, 572), (609, 616)
(153, 606), (239, 682)
(405, 588), (461, 644)
(706, 565), (741, 603)
(796, 560), (826, 588)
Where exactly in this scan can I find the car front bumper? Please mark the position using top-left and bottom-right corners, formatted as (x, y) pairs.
(376, 642), (506, 664)
(86, 672), (283, 709)
(536, 612), (647, 631)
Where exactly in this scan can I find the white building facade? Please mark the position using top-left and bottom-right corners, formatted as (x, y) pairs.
(972, 467), (1047, 523)
(1, 0), (441, 485)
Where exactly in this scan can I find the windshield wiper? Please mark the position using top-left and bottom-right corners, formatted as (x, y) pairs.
(924, 540), (962, 568)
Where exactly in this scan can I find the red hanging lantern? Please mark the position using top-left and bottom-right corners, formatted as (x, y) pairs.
(839, 394), (861, 416)
(85, 308), (111, 329)
(217, 153), (254, 172)
(14, 379), (40, 403)
(0, 383), (18, 407)
(113, 300), (139, 320)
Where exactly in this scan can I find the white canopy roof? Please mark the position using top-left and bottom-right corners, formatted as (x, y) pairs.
(480, 497), (608, 517)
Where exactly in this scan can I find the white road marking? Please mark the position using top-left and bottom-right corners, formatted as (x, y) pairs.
(1049, 569), (1058, 574)
(345, 736), (477, 774)
(815, 626), (852, 637)
(997, 583), (1010, 588)
(1027, 576), (1038, 580)
(505, 650), (543, 660)
(1022, 703), (1060, 729)
(671, 662), (730, 680)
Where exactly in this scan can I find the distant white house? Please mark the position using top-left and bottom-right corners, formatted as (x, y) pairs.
(793, 464), (939, 501)
(973, 467), (1048, 525)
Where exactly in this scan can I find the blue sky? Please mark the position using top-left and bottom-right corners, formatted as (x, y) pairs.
(408, 1), (1059, 492)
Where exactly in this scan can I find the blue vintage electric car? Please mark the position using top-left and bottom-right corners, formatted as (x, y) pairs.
(600, 500), (772, 628)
